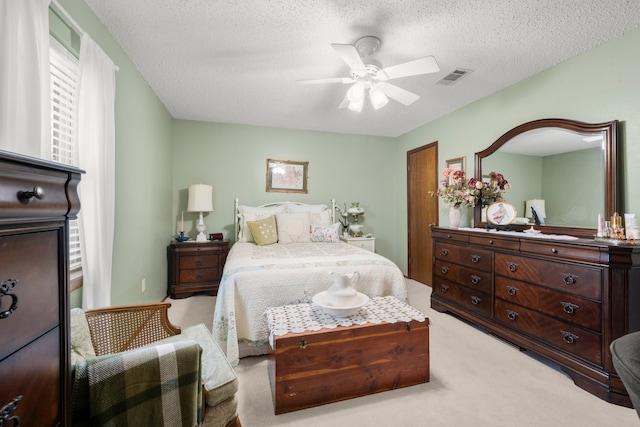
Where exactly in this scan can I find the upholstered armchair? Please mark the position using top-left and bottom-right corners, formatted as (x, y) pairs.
(70, 302), (240, 427)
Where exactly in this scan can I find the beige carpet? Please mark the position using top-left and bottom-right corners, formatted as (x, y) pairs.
(167, 279), (638, 426)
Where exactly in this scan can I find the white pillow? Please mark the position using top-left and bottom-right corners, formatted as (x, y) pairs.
(238, 211), (281, 242)
(286, 204), (328, 213)
(309, 209), (332, 229)
(276, 212), (311, 244)
(238, 205), (287, 214)
(311, 222), (340, 243)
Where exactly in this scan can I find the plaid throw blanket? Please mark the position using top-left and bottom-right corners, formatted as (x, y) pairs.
(72, 340), (202, 427)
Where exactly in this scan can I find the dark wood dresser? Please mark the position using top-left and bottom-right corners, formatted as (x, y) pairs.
(431, 225), (640, 407)
(167, 240), (229, 299)
(0, 150), (82, 426)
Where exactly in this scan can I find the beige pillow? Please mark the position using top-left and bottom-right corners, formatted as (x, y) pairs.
(246, 215), (278, 245)
(276, 212), (311, 243)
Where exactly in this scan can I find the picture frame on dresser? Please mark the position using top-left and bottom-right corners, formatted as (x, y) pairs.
(266, 158), (309, 194)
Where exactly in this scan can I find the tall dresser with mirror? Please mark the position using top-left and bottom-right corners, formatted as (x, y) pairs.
(0, 150), (82, 426)
(432, 119), (640, 407)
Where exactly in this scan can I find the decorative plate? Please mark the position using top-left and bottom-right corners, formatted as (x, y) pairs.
(312, 291), (369, 317)
(486, 202), (517, 226)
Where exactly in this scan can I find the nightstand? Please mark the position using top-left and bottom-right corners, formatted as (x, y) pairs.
(167, 240), (229, 298)
(339, 235), (376, 252)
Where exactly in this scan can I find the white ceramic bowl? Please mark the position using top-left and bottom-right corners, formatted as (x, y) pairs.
(312, 291), (369, 317)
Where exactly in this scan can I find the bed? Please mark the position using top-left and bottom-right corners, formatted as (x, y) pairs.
(212, 199), (407, 366)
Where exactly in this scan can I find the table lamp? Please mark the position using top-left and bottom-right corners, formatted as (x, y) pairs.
(188, 184), (213, 242)
(525, 199), (546, 225)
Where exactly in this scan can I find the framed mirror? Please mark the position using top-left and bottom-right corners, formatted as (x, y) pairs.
(474, 118), (619, 238)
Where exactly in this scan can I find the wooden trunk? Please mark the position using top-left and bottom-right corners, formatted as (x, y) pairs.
(268, 318), (429, 414)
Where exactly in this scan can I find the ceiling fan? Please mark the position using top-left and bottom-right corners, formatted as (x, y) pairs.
(298, 36), (440, 112)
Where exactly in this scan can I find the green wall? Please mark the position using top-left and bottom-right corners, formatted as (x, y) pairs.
(60, 0), (175, 307)
(64, 1), (640, 303)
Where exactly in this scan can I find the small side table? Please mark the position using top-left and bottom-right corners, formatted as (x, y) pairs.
(167, 240), (229, 299)
(339, 235), (376, 252)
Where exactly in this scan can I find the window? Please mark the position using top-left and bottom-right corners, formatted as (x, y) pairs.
(50, 36), (82, 289)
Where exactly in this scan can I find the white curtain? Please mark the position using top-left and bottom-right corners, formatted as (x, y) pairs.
(0, 0), (51, 158)
(76, 33), (117, 309)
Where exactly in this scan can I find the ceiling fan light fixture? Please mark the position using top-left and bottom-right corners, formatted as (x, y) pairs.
(369, 86), (389, 109)
(348, 97), (364, 112)
(347, 81), (366, 102)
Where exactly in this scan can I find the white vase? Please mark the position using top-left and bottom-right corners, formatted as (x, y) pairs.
(449, 205), (462, 228)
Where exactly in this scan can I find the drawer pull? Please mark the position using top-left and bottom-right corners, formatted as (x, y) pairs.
(561, 330), (579, 344)
(441, 266), (449, 274)
(195, 272), (204, 280)
(506, 286), (519, 296)
(488, 240), (494, 245)
(561, 273), (578, 285)
(551, 248), (558, 254)
(195, 258), (204, 266)
(507, 262), (519, 272)
(470, 296), (481, 305)
(471, 255), (481, 263)
(561, 302), (579, 314)
(506, 310), (519, 321)
(441, 248), (449, 256)
(0, 395), (22, 426)
(18, 185), (45, 201)
(470, 275), (481, 285)
(0, 279), (19, 319)
(299, 337), (307, 349)
(441, 284), (449, 293)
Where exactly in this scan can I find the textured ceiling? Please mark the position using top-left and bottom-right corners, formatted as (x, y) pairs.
(85, 0), (640, 137)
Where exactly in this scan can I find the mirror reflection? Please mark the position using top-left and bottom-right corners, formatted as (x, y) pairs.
(475, 119), (618, 234)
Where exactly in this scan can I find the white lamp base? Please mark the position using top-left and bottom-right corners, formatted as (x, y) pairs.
(196, 211), (207, 242)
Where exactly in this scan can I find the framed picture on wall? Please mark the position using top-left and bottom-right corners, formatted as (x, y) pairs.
(266, 158), (309, 193)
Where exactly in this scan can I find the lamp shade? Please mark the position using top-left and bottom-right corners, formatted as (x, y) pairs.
(525, 199), (546, 219)
(187, 184), (213, 212)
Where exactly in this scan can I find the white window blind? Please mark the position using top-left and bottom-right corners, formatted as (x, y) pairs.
(50, 37), (82, 270)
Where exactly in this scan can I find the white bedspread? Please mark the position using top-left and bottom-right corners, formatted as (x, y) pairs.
(212, 242), (407, 366)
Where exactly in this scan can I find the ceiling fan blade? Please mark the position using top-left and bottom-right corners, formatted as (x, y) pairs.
(331, 43), (367, 72)
(378, 56), (440, 81)
(297, 77), (355, 85)
(338, 96), (350, 109)
(381, 83), (420, 105)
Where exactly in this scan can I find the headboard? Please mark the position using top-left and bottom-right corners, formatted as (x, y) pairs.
(234, 198), (336, 242)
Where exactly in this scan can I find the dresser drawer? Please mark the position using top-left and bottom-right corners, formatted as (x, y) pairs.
(495, 277), (601, 332)
(433, 278), (491, 317)
(434, 259), (492, 293)
(179, 254), (219, 269)
(0, 328), (61, 427)
(469, 234), (520, 251)
(434, 242), (492, 272)
(179, 268), (219, 283)
(495, 299), (602, 365)
(494, 253), (602, 300)
(0, 165), (71, 221)
(520, 240), (603, 264)
(0, 231), (60, 360)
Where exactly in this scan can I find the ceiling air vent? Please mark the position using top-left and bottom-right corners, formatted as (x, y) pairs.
(437, 68), (473, 85)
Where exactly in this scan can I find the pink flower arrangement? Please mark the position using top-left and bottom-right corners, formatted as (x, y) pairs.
(430, 169), (511, 208)
(478, 171), (511, 207)
(431, 168), (481, 207)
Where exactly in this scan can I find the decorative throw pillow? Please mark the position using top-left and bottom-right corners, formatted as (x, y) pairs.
(276, 212), (311, 244)
(70, 308), (96, 365)
(238, 212), (275, 242)
(309, 209), (332, 229)
(311, 222), (341, 243)
(246, 215), (278, 245)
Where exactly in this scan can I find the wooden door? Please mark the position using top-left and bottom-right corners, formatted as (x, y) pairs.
(407, 142), (438, 286)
